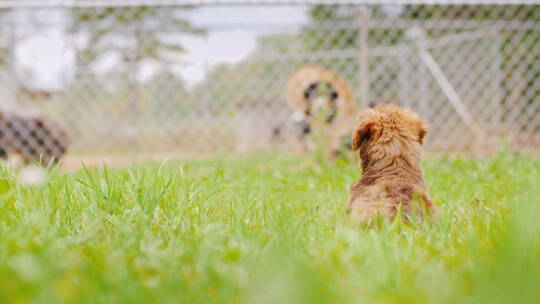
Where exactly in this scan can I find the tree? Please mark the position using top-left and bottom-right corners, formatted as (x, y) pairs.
(0, 9), (10, 66)
(302, 5), (359, 52)
(71, 6), (203, 73)
(70, 6), (204, 116)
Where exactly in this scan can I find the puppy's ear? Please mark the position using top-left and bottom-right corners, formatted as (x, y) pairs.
(352, 120), (374, 151)
(418, 121), (428, 145)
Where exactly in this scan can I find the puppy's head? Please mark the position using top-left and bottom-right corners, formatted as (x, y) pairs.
(352, 104), (428, 166)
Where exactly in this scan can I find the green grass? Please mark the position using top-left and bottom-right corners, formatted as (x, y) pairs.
(0, 152), (539, 303)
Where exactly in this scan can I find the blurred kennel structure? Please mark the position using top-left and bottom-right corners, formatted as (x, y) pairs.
(0, 0), (538, 158)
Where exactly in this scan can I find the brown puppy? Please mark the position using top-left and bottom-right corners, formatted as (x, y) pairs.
(348, 104), (436, 223)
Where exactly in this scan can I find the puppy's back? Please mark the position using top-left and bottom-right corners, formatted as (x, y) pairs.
(348, 104), (436, 222)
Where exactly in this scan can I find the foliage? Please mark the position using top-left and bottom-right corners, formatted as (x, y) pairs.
(0, 153), (539, 303)
(71, 6), (204, 73)
(302, 5), (359, 52)
(188, 34), (307, 111)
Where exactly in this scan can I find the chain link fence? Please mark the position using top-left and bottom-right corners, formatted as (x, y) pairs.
(0, 0), (539, 164)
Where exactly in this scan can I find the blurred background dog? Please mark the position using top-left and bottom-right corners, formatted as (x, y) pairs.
(285, 65), (358, 157)
(0, 112), (69, 167)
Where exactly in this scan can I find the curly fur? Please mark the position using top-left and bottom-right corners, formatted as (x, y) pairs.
(348, 104), (436, 223)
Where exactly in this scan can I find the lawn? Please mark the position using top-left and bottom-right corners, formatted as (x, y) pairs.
(0, 152), (539, 303)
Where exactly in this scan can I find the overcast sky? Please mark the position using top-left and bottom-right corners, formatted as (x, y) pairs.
(179, 6), (307, 85)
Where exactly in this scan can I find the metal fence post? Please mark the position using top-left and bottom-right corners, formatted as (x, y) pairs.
(358, 7), (369, 108)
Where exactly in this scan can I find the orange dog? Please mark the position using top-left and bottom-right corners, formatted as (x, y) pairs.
(348, 104), (436, 223)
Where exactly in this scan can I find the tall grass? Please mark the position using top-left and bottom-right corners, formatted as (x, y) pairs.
(0, 153), (538, 303)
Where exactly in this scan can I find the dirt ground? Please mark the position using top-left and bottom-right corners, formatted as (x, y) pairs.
(59, 153), (193, 172)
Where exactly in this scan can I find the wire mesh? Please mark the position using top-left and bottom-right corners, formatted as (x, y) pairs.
(0, 1), (538, 164)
